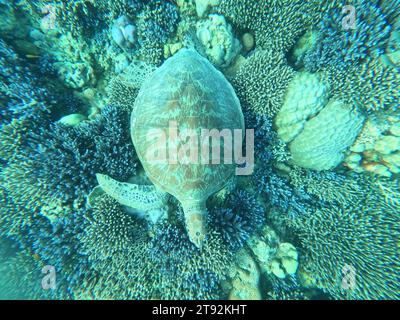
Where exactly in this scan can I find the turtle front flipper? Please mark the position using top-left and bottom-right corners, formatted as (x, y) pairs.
(96, 173), (168, 211)
(182, 201), (207, 249)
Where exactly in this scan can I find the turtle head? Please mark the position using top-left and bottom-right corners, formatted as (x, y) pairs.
(182, 201), (207, 248)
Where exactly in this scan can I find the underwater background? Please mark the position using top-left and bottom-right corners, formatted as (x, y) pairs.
(0, 0), (399, 300)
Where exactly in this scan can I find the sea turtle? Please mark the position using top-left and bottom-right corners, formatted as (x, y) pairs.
(97, 48), (244, 248)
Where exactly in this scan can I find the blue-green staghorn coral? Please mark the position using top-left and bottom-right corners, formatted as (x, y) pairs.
(287, 177), (400, 300)
(0, 0), (399, 301)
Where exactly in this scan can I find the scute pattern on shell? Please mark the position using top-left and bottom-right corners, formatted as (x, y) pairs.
(131, 48), (244, 204)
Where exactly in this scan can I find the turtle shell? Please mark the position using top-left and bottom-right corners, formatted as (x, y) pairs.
(131, 48), (244, 205)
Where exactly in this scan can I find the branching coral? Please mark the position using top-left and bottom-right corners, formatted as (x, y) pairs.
(209, 190), (265, 251)
(0, 185), (33, 240)
(81, 194), (147, 262)
(299, 0), (400, 73)
(108, 59), (156, 109)
(266, 274), (308, 300)
(246, 112), (314, 219)
(255, 167), (313, 220)
(0, 39), (52, 125)
(79, 195), (233, 299)
(288, 177), (400, 300)
(52, 0), (143, 38)
(148, 222), (232, 299)
(0, 38), (84, 125)
(79, 194), (153, 299)
(327, 59), (400, 113)
(1, 105), (136, 208)
(288, 168), (362, 208)
(137, 0), (180, 65)
(217, 0), (323, 52)
(0, 183), (88, 300)
(233, 50), (295, 117)
(0, 247), (54, 300)
(54, 1), (108, 38)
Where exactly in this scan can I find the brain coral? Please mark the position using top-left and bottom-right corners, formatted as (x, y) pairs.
(275, 72), (330, 143)
(275, 72), (365, 171)
(289, 100), (365, 171)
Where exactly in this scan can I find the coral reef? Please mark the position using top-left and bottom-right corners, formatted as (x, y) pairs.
(345, 113), (400, 177)
(136, 0), (180, 65)
(275, 72), (330, 143)
(1, 105), (136, 208)
(194, 0), (220, 18)
(276, 73), (365, 171)
(233, 50), (295, 117)
(289, 100), (365, 171)
(217, 0), (322, 52)
(80, 195), (233, 299)
(289, 178), (400, 300)
(268, 243), (299, 279)
(196, 14), (241, 67)
(0, 0), (399, 301)
(297, 0), (400, 73)
(107, 59), (156, 109)
(148, 222), (233, 299)
(0, 38), (79, 125)
(0, 248), (53, 299)
(328, 59), (400, 113)
(111, 15), (137, 49)
(266, 274), (308, 300)
(227, 248), (261, 300)
(0, 181), (88, 300)
(288, 167), (362, 207)
(209, 190), (265, 251)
